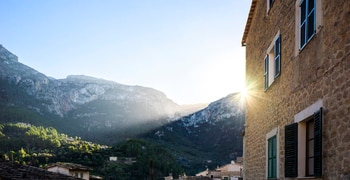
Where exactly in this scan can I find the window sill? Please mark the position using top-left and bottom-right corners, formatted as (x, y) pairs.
(297, 177), (322, 180)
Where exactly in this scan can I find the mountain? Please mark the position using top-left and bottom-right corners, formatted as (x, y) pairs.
(0, 44), (206, 144)
(142, 93), (245, 175)
(0, 45), (245, 175)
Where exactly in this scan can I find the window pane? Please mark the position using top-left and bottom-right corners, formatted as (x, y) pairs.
(270, 0), (275, 8)
(273, 159), (276, 177)
(308, 158), (314, 175)
(273, 136), (276, 156)
(268, 136), (277, 178)
(307, 11), (315, 40)
(300, 0), (306, 23)
(307, 121), (314, 138)
(308, 140), (314, 156)
(275, 56), (280, 77)
(275, 37), (280, 55)
(264, 56), (269, 89)
(308, 0), (315, 13)
(300, 24), (306, 47)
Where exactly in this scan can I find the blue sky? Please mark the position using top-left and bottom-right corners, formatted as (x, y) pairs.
(0, 0), (250, 104)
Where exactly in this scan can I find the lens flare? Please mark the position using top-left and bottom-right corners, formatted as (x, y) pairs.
(234, 77), (266, 110)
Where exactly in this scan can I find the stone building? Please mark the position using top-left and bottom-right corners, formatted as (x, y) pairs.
(47, 162), (92, 180)
(0, 160), (81, 180)
(241, 0), (349, 179)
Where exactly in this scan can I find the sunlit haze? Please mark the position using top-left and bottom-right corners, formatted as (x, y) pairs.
(0, 0), (250, 105)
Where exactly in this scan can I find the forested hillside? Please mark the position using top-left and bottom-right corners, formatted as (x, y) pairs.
(0, 123), (184, 179)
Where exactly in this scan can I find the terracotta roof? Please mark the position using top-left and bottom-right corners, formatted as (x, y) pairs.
(46, 162), (92, 171)
(0, 160), (81, 180)
(241, 0), (257, 46)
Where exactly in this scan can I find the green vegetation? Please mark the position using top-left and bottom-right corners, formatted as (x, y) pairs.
(0, 123), (184, 179)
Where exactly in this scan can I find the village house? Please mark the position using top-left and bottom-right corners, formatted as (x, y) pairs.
(47, 162), (92, 180)
(194, 160), (243, 180)
(241, 0), (349, 179)
(0, 159), (81, 180)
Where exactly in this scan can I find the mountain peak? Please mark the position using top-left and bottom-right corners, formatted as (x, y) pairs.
(0, 44), (18, 62)
(65, 75), (117, 84)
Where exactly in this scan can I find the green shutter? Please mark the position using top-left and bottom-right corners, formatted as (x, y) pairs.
(285, 123), (298, 177)
(264, 55), (269, 90)
(268, 136), (277, 178)
(314, 108), (323, 177)
(274, 35), (281, 78)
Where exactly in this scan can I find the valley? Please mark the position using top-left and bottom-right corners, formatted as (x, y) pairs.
(0, 44), (244, 178)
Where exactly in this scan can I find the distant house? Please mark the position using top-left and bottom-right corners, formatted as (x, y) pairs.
(47, 162), (92, 180)
(109, 156), (117, 161)
(108, 156), (136, 165)
(195, 161), (242, 180)
(0, 160), (80, 180)
(216, 161), (242, 179)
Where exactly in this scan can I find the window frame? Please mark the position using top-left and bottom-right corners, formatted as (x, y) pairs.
(295, 0), (322, 55)
(285, 100), (323, 178)
(264, 33), (281, 91)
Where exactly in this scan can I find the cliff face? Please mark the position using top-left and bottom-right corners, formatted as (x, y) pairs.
(0, 45), (204, 143)
(144, 93), (245, 174)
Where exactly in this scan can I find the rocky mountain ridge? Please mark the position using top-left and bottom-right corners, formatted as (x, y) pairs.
(0, 44), (206, 143)
(143, 93), (245, 174)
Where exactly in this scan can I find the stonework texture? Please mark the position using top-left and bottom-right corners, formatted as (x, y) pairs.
(243, 0), (350, 179)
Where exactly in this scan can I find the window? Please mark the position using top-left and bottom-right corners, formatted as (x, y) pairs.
(266, 128), (279, 179)
(268, 136), (277, 178)
(264, 33), (281, 90)
(295, 0), (323, 54)
(299, 0), (315, 49)
(285, 107), (323, 178)
(306, 120), (314, 176)
(267, 0), (275, 12)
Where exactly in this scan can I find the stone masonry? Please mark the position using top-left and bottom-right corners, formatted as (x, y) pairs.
(242, 0), (349, 179)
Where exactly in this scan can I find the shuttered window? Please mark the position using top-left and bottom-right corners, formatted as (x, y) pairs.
(285, 107), (323, 178)
(285, 123), (298, 177)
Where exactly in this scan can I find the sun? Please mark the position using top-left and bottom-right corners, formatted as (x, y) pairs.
(234, 78), (261, 109)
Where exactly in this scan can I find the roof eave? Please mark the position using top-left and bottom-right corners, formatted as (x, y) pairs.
(241, 0), (257, 47)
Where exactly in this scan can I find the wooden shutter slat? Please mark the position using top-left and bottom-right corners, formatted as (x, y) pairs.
(314, 108), (323, 177)
(285, 123), (298, 177)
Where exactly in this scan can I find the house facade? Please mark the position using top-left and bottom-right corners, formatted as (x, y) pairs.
(195, 161), (242, 180)
(0, 160), (81, 180)
(241, 0), (349, 179)
(47, 162), (92, 180)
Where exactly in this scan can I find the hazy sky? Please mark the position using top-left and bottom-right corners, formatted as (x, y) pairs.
(0, 0), (250, 105)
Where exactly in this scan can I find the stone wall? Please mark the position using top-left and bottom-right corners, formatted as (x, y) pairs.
(243, 0), (350, 179)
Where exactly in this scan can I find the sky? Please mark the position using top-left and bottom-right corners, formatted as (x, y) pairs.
(0, 0), (251, 105)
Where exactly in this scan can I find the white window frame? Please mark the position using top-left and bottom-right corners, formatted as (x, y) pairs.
(264, 32), (281, 90)
(266, 127), (279, 179)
